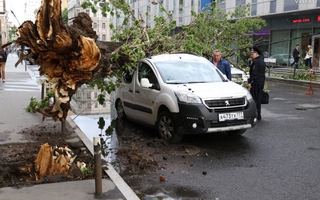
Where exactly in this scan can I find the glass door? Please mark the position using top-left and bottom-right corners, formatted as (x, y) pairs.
(311, 35), (320, 68)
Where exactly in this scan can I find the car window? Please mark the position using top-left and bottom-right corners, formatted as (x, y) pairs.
(138, 62), (158, 86)
(156, 60), (223, 84)
(123, 70), (134, 83)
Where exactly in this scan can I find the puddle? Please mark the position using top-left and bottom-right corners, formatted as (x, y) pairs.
(71, 114), (117, 163)
(138, 187), (201, 199)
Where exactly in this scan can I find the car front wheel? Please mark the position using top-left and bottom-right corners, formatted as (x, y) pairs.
(116, 99), (126, 119)
(157, 111), (183, 143)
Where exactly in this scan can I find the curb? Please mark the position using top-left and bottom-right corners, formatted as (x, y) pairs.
(266, 76), (320, 87)
(66, 116), (140, 200)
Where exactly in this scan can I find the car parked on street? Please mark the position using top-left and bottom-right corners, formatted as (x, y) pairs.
(269, 54), (294, 66)
(115, 53), (257, 143)
(230, 64), (249, 84)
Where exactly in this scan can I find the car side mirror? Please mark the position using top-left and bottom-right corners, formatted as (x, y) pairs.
(141, 78), (153, 88)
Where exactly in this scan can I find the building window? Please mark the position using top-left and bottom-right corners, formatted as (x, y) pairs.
(86, 9), (90, 15)
(102, 23), (106, 29)
(318, 1), (320, 7)
(87, 102), (91, 108)
(0, 0), (4, 13)
(251, 0), (257, 16)
(94, 92), (98, 98)
(95, 102), (98, 108)
(179, 0), (183, 5)
(270, 0), (276, 13)
(102, 34), (106, 41)
(93, 23), (97, 29)
(87, 91), (91, 99)
(284, 0), (298, 12)
(217, 0), (226, 9)
(93, 13), (97, 17)
(103, 102), (106, 107)
(236, 0), (245, 6)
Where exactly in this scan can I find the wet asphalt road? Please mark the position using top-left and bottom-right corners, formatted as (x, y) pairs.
(117, 80), (320, 200)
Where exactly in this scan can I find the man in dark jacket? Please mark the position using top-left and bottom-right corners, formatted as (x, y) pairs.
(290, 44), (300, 68)
(211, 49), (232, 80)
(248, 46), (266, 120)
(0, 48), (7, 83)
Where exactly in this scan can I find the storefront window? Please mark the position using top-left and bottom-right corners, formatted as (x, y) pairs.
(291, 28), (312, 59)
(270, 30), (290, 55)
(270, 30), (290, 65)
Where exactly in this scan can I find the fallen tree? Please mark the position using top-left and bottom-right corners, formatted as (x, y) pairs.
(4, 0), (266, 123)
(4, 0), (124, 122)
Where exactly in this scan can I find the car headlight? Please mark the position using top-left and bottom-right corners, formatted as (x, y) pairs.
(175, 90), (202, 103)
(246, 90), (253, 101)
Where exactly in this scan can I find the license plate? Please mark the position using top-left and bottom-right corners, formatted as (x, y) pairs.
(219, 112), (244, 121)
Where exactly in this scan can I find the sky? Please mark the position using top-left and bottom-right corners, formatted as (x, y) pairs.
(7, 0), (27, 27)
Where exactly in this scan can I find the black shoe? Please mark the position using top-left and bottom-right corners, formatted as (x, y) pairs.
(257, 115), (261, 120)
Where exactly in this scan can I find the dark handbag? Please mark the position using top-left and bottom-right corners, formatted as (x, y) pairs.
(261, 91), (269, 104)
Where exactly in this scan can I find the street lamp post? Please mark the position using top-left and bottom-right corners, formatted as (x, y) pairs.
(11, 10), (20, 26)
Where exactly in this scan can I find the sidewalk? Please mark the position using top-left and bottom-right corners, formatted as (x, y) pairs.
(0, 53), (139, 200)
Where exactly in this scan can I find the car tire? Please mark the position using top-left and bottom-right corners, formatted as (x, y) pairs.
(226, 129), (247, 136)
(116, 99), (126, 119)
(157, 111), (183, 143)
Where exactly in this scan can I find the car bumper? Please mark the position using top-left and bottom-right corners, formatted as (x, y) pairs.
(172, 100), (257, 135)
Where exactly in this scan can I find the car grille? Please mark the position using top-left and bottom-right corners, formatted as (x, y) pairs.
(232, 74), (242, 79)
(206, 119), (248, 128)
(204, 97), (246, 109)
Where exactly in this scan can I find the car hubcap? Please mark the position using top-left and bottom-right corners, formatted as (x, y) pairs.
(159, 116), (173, 139)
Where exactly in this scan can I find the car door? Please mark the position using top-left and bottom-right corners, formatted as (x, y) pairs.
(119, 70), (136, 118)
(134, 62), (161, 125)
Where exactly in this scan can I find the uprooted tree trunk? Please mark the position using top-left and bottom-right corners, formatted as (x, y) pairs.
(3, 0), (125, 122)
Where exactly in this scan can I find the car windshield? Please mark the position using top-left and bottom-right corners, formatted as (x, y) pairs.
(155, 60), (224, 84)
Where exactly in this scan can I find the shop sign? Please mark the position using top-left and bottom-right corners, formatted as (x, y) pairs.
(292, 18), (310, 23)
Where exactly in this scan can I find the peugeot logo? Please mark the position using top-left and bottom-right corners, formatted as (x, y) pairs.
(225, 100), (230, 106)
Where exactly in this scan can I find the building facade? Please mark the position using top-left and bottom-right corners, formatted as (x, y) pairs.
(217, 0), (320, 67)
(0, 0), (10, 45)
(71, 84), (111, 115)
(23, 0), (68, 22)
(67, 0), (111, 41)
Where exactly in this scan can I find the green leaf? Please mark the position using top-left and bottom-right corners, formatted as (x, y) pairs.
(97, 117), (105, 130)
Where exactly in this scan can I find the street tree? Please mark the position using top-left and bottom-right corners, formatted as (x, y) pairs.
(3, 0), (265, 123)
(62, 8), (68, 24)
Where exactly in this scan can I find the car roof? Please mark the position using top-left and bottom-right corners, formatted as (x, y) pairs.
(143, 53), (205, 62)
